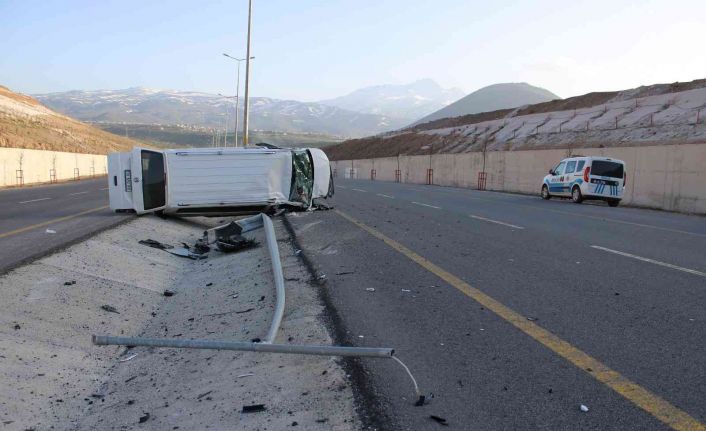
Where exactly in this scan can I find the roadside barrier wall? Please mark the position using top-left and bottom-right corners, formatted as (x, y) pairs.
(0, 147), (107, 187)
(331, 143), (706, 214)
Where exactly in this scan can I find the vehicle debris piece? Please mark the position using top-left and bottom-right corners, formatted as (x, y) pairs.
(216, 236), (258, 253)
(64, 280), (76, 286)
(366, 288), (375, 292)
(429, 415), (449, 426)
(138, 239), (173, 250)
(45, 229), (56, 234)
(100, 304), (120, 314)
(119, 354), (138, 362)
(13, 324), (21, 330)
(237, 373), (255, 378)
(138, 412), (150, 423)
(241, 404), (267, 414)
(580, 404), (589, 412)
(196, 390), (212, 400)
(166, 247), (207, 260)
(163, 289), (175, 297)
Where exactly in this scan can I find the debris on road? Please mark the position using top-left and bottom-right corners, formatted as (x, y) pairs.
(237, 373), (255, 378)
(241, 404), (267, 414)
(166, 247), (208, 260)
(401, 289), (411, 292)
(429, 415), (449, 426)
(13, 323), (21, 330)
(163, 289), (175, 297)
(100, 304), (120, 314)
(580, 404), (589, 412)
(45, 229), (56, 234)
(216, 236), (258, 253)
(118, 354), (138, 363)
(138, 412), (150, 423)
(138, 239), (173, 250)
(64, 280), (76, 286)
(366, 288), (375, 292)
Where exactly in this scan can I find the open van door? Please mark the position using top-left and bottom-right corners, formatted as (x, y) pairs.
(131, 148), (167, 214)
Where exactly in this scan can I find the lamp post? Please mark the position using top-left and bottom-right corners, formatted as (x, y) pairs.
(242, 0), (253, 147)
(223, 54), (254, 147)
(218, 93), (237, 147)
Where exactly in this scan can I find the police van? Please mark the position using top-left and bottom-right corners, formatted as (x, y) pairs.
(540, 156), (626, 207)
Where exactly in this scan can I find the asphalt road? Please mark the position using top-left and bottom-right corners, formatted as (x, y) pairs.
(288, 179), (706, 431)
(0, 178), (132, 274)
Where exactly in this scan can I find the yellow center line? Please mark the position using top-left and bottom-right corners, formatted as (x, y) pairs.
(0, 206), (109, 239)
(335, 209), (705, 431)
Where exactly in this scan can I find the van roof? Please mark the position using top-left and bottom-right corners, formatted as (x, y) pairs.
(562, 156), (625, 164)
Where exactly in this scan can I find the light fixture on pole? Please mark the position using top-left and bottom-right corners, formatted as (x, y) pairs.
(218, 93), (236, 147)
(223, 53), (254, 147)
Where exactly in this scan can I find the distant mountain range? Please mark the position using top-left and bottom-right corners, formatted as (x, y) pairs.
(415, 82), (560, 125)
(35, 87), (408, 138)
(319, 79), (464, 122)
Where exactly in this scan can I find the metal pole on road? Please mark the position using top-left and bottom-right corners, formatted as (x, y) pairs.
(242, 0), (253, 147)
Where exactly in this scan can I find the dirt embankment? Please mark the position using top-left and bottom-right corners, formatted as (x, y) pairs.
(325, 78), (706, 161)
(0, 85), (150, 154)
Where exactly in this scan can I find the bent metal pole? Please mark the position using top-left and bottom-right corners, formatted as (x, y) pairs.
(93, 335), (394, 358)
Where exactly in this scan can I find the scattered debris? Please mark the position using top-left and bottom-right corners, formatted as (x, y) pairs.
(366, 288), (375, 292)
(237, 373), (255, 378)
(163, 289), (175, 297)
(119, 354), (138, 363)
(63, 280), (76, 286)
(429, 415), (449, 426)
(100, 304), (120, 314)
(45, 229), (56, 234)
(166, 247), (208, 260)
(526, 317), (537, 321)
(241, 404), (267, 414)
(138, 412), (150, 423)
(580, 404), (589, 412)
(13, 324), (21, 330)
(401, 289), (411, 292)
(335, 271), (355, 275)
(196, 390), (212, 400)
(138, 239), (173, 250)
(204, 308), (254, 318)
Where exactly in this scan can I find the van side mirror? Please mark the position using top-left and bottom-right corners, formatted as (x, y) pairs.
(548, 169), (554, 175)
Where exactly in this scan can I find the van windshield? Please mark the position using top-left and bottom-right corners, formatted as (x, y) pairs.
(591, 160), (624, 178)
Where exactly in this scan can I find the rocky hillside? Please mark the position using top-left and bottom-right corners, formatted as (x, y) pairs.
(325, 79), (706, 160)
(414, 82), (559, 125)
(0, 85), (145, 154)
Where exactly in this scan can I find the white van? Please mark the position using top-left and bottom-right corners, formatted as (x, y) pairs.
(108, 147), (334, 215)
(541, 156), (626, 207)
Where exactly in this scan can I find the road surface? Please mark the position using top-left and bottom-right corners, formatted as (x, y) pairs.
(288, 178), (706, 431)
(0, 178), (131, 274)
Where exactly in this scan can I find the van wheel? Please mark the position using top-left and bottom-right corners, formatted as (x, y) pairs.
(571, 186), (583, 203)
(608, 199), (620, 207)
(541, 185), (551, 200)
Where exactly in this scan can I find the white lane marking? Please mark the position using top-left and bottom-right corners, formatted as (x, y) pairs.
(352, 188), (367, 193)
(377, 193), (394, 199)
(19, 197), (51, 204)
(337, 185), (348, 189)
(591, 245), (706, 277)
(469, 214), (525, 229)
(412, 201), (441, 209)
(100, 187), (109, 190)
(69, 191), (89, 196)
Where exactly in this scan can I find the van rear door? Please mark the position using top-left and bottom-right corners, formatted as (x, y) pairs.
(589, 160), (624, 197)
(131, 148), (167, 214)
(108, 152), (135, 211)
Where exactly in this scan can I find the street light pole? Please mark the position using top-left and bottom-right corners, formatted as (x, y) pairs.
(242, 0), (253, 147)
(223, 54), (254, 147)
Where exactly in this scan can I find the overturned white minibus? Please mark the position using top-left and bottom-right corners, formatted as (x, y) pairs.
(108, 147), (334, 215)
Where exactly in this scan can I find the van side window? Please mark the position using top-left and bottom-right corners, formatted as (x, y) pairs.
(576, 161), (585, 172)
(565, 161), (576, 174)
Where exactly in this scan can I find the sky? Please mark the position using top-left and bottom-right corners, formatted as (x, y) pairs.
(1, 0), (705, 101)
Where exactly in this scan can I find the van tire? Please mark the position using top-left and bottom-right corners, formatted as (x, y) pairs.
(608, 199), (620, 207)
(541, 185), (551, 200)
(571, 186), (583, 203)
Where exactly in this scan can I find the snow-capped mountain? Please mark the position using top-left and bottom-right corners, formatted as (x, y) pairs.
(34, 87), (408, 138)
(319, 79), (464, 122)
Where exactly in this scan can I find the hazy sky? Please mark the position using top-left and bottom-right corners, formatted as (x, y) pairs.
(1, 0), (704, 101)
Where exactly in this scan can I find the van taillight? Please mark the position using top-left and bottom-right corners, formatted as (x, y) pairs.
(583, 166), (590, 182)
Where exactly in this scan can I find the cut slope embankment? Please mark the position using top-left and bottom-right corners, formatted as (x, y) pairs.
(326, 79), (706, 161)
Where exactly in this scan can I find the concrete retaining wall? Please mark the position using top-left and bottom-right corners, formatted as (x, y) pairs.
(331, 143), (706, 214)
(0, 148), (107, 187)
